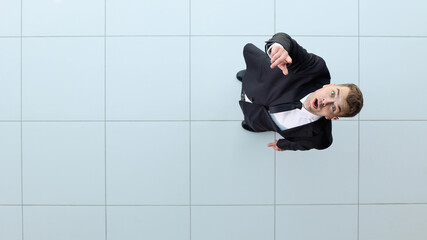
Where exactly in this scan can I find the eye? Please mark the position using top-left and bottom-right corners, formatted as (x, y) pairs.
(331, 91), (335, 97)
(332, 105), (336, 111)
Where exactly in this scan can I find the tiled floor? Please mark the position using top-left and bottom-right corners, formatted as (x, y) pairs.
(1, 0), (427, 240)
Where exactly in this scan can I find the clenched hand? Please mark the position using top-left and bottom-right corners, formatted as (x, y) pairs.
(267, 139), (284, 151)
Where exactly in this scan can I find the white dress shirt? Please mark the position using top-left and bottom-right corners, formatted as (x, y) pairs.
(269, 95), (320, 130)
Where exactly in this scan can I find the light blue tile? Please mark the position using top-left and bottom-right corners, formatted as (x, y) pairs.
(0, 207), (21, 240)
(191, 0), (274, 35)
(0, 38), (20, 120)
(22, 0), (104, 36)
(0, 123), (21, 204)
(359, 204), (427, 240)
(360, 37), (427, 120)
(22, 122), (105, 205)
(191, 121), (274, 205)
(360, 0), (427, 36)
(191, 36), (266, 120)
(192, 206), (274, 240)
(276, 121), (358, 204)
(277, 0), (358, 35)
(107, 206), (189, 240)
(106, 37), (189, 120)
(107, 0), (189, 35)
(360, 121), (427, 204)
(22, 37), (104, 121)
(276, 205), (358, 240)
(0, 0), (21, 36)
(295, 37), (359, 85)
(106, 122), (189, 205)
(23, 206), (105, 240)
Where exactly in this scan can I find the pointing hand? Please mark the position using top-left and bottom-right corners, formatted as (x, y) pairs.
(270, 45), (292, 75)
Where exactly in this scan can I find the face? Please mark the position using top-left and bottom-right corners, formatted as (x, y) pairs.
(304, 84), (350, 120)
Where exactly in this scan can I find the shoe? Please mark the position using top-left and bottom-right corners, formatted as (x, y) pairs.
(236, 70), (246, 81)
(241, 120), (255, 132)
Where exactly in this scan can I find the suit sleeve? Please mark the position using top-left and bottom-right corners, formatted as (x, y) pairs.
(265, 32), (311, 70)
(277, 133), (333, 151)
(277, 138), (312, 151)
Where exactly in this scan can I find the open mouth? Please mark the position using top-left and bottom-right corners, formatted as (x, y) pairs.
(312, 98), (319, 109)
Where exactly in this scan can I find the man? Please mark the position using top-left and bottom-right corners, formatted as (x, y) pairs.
(237, 32), (363, 151)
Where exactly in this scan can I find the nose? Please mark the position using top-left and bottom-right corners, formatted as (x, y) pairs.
(321, 98), (333, 106)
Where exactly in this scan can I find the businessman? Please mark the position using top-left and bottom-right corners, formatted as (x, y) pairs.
(237, 32), (363, 151)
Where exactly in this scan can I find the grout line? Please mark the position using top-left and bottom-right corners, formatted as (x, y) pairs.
(20, 0), (24, 239)
(189, 1), (192, 240)
(104, 0), (108, 239)
(0, 36), (22, 38)
(2, 35), (427, 38)
(102, 204), (192, 207)
(357, 1), (361, 240)
(273, 4), (276, 238)
(273, 0), (276, 35)
(2, 35), (427, 39)
(359, 203), (427, 205)
(6, 119), (427, 122)
(2, 202), (426, 207)
(358, 35), (427, 38)
(104, 0), (108, 240)
(273, 134), (277, 240)
(357, 119), (427, 122)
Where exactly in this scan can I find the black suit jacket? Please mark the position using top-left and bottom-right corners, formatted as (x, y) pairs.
(239, 33), (333, 151)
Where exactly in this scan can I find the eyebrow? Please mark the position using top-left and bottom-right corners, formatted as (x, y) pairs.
(336, 88), (342, 112)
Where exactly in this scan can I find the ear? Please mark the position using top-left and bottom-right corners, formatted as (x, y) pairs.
(322, 83), (335, 88)
(325, 116), (339, 120)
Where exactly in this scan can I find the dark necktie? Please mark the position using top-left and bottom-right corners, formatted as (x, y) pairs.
(268, 101), (303, 113)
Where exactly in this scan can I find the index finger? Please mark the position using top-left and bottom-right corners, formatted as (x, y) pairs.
(270, 49), (282, 65)
(271, 54), (289, 69)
